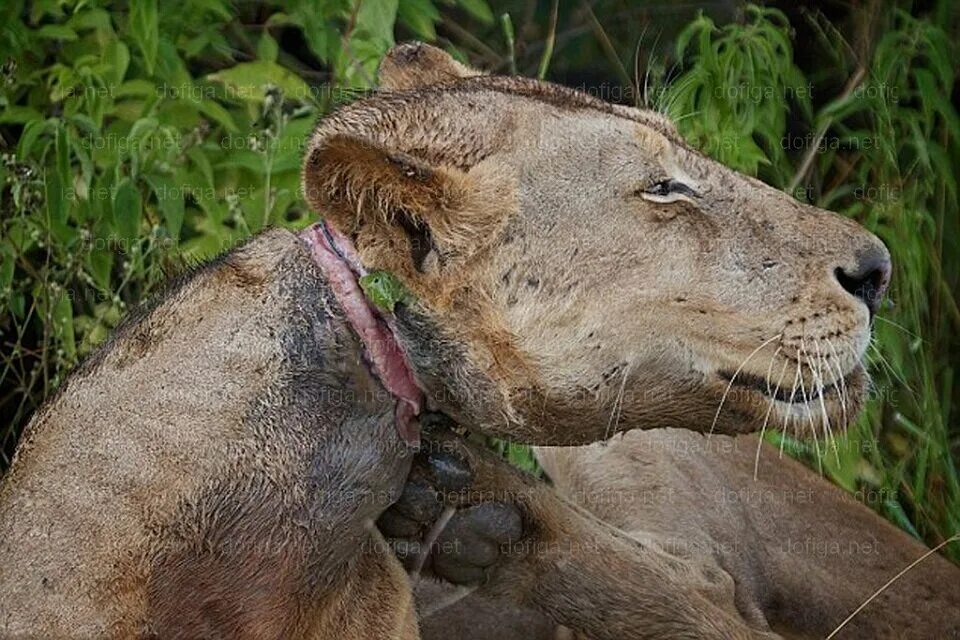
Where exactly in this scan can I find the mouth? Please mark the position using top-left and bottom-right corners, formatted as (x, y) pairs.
(717, 367), (842, 404)
(300, 221), (423, 445)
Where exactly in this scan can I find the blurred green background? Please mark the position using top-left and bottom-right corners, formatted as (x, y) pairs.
(1, 0), (958, 562)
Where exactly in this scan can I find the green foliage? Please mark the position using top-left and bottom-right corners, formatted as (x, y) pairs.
(359, 269), (412, 313)
(657, 6), (811, 183)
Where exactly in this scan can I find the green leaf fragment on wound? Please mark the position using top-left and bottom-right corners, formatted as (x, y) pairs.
(359, 270), (411, 313)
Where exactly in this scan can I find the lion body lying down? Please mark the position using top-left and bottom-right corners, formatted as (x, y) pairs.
(414, 429), (960, 640)
(0, 231), (773, 640)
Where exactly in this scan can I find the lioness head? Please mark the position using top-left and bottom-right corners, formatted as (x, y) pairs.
(302, 43), (890, 445)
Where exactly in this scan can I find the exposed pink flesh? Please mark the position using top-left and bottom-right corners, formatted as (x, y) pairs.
(300, 223), (423, 445)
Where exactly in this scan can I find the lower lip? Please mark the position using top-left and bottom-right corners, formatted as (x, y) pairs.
(718, 371), (839, 404)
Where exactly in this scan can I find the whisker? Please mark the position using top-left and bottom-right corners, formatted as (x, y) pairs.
(410, 506), (457, 586)
(709, 334), (783, 436)
(633, 25), (648, 108)
(755, 359), (790, 480)
(825, 338), (850, 430)
(604, 364), (631, 441)
(420, 585), (479, 618)
(779, 363), (803, 459)
(868, 340), (914, 396)
(764, 346), (783, 397)
(813, 340), (840, 466)
(874, 315), (924, 342)
(797, 338), (823, 475)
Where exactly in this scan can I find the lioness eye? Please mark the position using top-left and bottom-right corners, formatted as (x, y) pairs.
(638, 179), (698, 203)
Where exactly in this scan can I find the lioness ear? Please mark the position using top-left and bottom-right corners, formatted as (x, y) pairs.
(303, 134), (512, 278)
(378, 42), (481, 90)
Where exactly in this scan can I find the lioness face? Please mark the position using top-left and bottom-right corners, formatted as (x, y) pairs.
(493, 110), (889, 441)
(303, 44), (889, 444)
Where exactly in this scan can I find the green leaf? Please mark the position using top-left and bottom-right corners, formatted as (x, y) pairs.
(18, 118), (57, 158)
(186, 147), (215, 188)
(53, 291), (76, 362)
(44, 170), (68, 241)
(130, 0), (159, 75)
(186, 93), (239, 132)
(155, 38), (192, 88)
(398, 0), (440, 40)
(115, 79), (157, 98)
(113, 179), (142, 240)
(214, 150), (265, 173)
(883, 499), (921, 539)
(257, 32), (279, 62)
(103, 40), (130, 86)
(355, 0), (398, 43)
(87, 247), (114, 291)
(0, 106), (43, 124)
(458, 0), (494, 25)
(359, 270), (412, 312)
(35, 24), (78, 41)
(0, 241), (14, 299)
(67, 7), (113, 32)
(292, 6), (332, 65)
(144, 174), (184, 240)
(208, 61), (313, 104)
(55, 124), (70, 187)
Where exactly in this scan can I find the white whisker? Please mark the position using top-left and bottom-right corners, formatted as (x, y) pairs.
(755, 359), (790, 480)
(765, 346), (783, 396)
(797, 338), (823, 474)
(813, 340), (840, 465)
(779, 363), (802, 459)
(709, 334), (783, 436)
(825, 338), (850, 429)
(874, 315), (923, 342)
(869, 340), (914, 396)
(826, 533), (960, 639)
(604, 364), (631, 441)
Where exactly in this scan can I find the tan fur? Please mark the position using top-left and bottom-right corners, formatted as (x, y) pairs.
(378, 42), (482, 91)
(358, 45), (946, 640)
(415, 431), (960, 640)
(407, 430), (779, 640)
(533, 433), (960, 639)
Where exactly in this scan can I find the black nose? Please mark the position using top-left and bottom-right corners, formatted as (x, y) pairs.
(834, 248), (892, 317)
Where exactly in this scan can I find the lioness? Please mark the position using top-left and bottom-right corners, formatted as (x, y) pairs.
(307, 43), (890, 448)
(367, 44), (958, 640)
(0, 40), (893, 639)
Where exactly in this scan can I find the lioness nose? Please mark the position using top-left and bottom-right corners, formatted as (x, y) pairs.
(833, 247), (892, 317)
